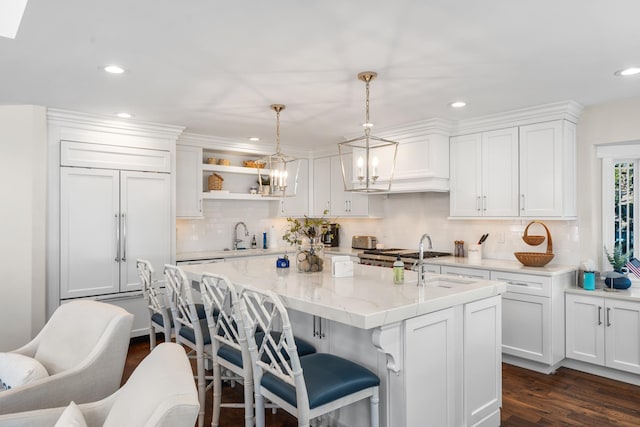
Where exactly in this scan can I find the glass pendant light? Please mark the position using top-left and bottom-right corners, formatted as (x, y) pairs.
(257, 104), (300, 197)
(338, 71), (399, 193)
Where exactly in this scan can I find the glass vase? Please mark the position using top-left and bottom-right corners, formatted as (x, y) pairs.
(296, 238), (325, 273)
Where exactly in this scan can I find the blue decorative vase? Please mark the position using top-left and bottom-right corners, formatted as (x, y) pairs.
(604, 271), (632, 290)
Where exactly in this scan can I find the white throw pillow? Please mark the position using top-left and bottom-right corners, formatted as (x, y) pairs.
(0, 352), (49, 391)
(55, 401), (88, 427)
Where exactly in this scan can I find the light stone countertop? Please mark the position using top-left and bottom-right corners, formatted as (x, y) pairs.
(180, 256), (507, 330)
(177, 246), (361, 262)
(566, 285), (640, 302)
(424, 256), (578, 276)
(177, 248), (287, 262)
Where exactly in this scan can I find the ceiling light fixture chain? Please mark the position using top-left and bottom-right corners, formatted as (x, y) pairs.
(271, 103), (285, 155)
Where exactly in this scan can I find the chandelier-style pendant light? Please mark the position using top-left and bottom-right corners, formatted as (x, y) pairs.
(338, 71), (399, 193)
(257, 104), (299, 197)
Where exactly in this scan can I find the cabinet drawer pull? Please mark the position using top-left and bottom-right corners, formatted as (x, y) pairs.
(521, 194), (525, 211)
(476, 196), (481, 212)
(483, 195), (487, 211)
(508, 281), (529, 287)
(598, 306), (602, 325)
(606, 307), (611, 327)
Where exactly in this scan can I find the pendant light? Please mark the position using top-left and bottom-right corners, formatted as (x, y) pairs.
(257, 104), (299, 197)
(338, 71), (399, 193)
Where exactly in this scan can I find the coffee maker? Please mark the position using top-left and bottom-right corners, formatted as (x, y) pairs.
(322, 223), (339, 247)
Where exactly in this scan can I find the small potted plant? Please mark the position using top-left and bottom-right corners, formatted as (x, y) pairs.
(282, 211), (332, 272)
(604, 245), (632, 289)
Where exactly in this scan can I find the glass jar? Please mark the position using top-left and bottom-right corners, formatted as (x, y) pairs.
(296, 238), (325, 273)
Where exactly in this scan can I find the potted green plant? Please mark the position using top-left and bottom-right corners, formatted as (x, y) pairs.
(283, 211), (332, 272)
(604, 245), (632, 289)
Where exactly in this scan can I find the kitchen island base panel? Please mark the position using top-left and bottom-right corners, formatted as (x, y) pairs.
(502, 354), (562, 375)
(291, 297), (502, 427)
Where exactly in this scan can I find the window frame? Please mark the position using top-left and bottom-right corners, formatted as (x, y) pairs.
(598, 143), (640, 273)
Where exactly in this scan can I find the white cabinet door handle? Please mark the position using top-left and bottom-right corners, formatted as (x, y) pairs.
(598, 306), (602, 325)
(521, 194), (525, 211)
(483, 196), (487, 211)
(476, 196), (481, 212)
(121, 213), (127, 262)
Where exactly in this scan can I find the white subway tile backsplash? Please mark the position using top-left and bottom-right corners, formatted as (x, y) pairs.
(177, 193), (580, 266)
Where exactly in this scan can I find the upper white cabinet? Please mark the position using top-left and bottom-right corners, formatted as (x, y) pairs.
(450, 118), (577, 219)
(272, 158), (310, 217)
(519, 120), (576, 217)
(313, 155), (379, 217)
(450, 127), (519, 217)
(176, 145), (203, 218)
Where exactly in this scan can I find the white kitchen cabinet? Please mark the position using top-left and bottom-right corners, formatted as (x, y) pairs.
(404, 296), (502, 427)
(405, 307), (459, 427)
(312, 156), (331, 216)
(519, 120), (576, 217)
(566, 294), (640, 375)
(450, 119), (577, 219)
(176, 145), (203, 218)
(272, 158), (309, 217)
(464, 296), (502, 427)
(60, 167), (171, 299)
(330, 153), (369, 216)
(491, 270), (571, 371)
(450, 127), (519, 217)
(312, 155), (378, 217)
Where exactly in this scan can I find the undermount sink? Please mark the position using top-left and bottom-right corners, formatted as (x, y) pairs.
(424, 276), (475, 288)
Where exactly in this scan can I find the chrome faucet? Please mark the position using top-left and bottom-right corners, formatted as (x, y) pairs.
(417, 233), (433, 286)
(233, 222), (249, 250)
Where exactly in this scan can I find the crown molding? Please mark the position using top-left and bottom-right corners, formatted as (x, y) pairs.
(47, 108), (185, 140)
(451, 100), (583, 136)
(178, 132), (312, 158)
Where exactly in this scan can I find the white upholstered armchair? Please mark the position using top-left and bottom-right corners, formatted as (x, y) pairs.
(0, 300), (134, 414)
(0, 343), (199, 427)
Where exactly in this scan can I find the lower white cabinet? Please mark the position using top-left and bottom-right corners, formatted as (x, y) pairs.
(438, 263), (574, 371)
(501, 292), (550, 363)
(405, 296), (502, 427)
(405, 307), (459, 427)
(566, 293), (640, 374)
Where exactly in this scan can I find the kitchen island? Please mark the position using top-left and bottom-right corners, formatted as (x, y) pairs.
(181, 257), (507, 427)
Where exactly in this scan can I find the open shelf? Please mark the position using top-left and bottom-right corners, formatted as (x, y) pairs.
(202, 191), (280, 201)
(203, 164), (270, 175)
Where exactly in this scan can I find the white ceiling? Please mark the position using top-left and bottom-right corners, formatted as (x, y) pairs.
(2, 0), (640, 149)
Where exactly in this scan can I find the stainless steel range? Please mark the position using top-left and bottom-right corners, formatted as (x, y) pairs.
(358, 248), (451, 269)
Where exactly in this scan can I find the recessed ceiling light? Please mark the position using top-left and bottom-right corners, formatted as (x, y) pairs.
(614, 67), (640, 77)
(115, 112), (133, 119)
(450, 101), (467, 108)
(248, 137), (260, 142)
(104, 65), (125, 74)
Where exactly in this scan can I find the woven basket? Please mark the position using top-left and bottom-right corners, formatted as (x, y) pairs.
(218, 159), (231, 166)
(243, 160), (265, 168)
(206, 157), (217, 164)
(208, 173), (224, 191)
(514, 221), (554, 267)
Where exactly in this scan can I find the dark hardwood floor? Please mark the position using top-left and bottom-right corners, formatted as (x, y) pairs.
(125, 337), (640, 426)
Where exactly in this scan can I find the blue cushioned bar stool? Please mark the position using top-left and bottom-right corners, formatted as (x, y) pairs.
(164, 264), (214, 427)
(200, 272), (317, 427)
(240, 288), (380, 427)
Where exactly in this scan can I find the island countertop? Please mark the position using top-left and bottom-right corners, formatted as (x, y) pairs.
(180, 256), (507, 330)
